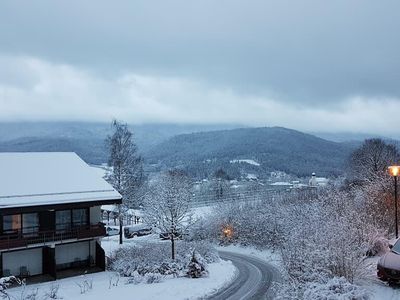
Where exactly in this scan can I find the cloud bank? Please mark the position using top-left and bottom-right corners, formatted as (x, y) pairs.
(0, 55), (399, 136)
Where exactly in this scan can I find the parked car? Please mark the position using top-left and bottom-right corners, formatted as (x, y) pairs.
(377, 239), (400, 281)
(124, 224), (152, 239)
(106, 226), (119, 236)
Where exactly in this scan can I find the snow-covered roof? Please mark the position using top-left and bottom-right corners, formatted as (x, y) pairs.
(230, 159), (261, 166)
(0, 152), (122, 209)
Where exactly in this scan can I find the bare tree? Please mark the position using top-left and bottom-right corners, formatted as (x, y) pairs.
(106, 120), (144, 244)
(349, 138), (399, 182)
(144, 170), (193, 259)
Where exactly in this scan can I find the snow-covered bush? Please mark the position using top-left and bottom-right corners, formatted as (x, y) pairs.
(108, 241), (217, 281)
(186, 251), (208, 278)
(274, 276), (370, 300)
(0, 276), (17, 299)
(202, 181), (388, 298)
(303, 277), (370, 300)
(179, 240), (220, 264)
(277, 187), (383, 284)
(125, 272), (142, 285)
(0, 276), (27, 300)
(273, 280), (307, 300)
(143, 273), (163, 284)
(365, 231), (389, 257)
(198, 197), (285, 249)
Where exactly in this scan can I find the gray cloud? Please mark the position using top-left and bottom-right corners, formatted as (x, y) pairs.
(0, 0), (399, 133)
(0, 55), (399, 136)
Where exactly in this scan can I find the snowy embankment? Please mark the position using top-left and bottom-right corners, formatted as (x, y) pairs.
(7, 261), (236, 300)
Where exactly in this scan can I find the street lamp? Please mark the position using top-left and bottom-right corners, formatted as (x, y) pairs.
(389, 166), (400, 239)
(222, 225), (233, 239)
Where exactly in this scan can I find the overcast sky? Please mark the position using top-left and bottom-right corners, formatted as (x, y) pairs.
(0, 0), (399, 135)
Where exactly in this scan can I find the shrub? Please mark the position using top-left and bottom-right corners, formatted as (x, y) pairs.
(143, 273), (163, 284)
(108, 241), (218, 281)
(187, 251), (208, 278)
(304, 277), (370, 300)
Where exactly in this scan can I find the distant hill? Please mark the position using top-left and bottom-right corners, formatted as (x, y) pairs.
(0, 122), (241, 163)
(145, 127), (357, 178)
(0, 122), (361, 178)
(0, 137), (107, 165)
(0, 121), (238, 155)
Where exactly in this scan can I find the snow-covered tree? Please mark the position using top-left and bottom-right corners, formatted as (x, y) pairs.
(187, 250), (208, 278)
(144, 170), (193, 259)
(349, 138), (399, 182)
(347, 138), (398, 236)
(106, 120), (144, 206)
(106, 119), (144, 243)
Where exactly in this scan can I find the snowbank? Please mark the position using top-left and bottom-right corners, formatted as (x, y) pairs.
(7, 261), (236, 300)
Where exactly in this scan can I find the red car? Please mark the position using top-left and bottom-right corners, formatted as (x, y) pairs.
(377, 239), (400, 281)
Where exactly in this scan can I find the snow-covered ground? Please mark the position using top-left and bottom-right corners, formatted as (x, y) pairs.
(7, 261), (236, 300)
(6, 235), (236, 300)
(361, 255), (400, 299)
(368, 282), (400, 300)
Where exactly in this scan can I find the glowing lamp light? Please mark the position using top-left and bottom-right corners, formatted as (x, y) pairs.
(222, 225), (233, 238)
(389, 166), (400, 177)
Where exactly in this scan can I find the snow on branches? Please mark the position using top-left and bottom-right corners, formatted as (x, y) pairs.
(143, 170), (194, 259)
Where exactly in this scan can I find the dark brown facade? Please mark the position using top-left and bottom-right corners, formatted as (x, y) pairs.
(0, 199), (121, 279)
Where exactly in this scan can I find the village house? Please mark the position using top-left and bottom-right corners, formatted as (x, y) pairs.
(0, 152), (122, 280)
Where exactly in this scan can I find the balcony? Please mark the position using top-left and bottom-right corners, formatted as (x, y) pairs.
(0, 224), (106, 251)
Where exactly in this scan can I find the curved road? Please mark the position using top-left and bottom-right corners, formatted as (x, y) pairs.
(209, 251), (281, 300)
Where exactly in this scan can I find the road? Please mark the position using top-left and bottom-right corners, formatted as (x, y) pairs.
(209, 251), (281, 300)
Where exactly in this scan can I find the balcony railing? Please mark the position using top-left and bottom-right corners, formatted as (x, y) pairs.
(0, 224), (106, 251)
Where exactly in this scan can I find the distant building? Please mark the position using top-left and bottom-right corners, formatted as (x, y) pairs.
(309, 172), (328, 187)
(0, 152), (122, 280)
(309, 172), (318, 187)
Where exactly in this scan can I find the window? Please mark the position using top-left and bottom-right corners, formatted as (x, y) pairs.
(22, 213), (39, 235)
(56, 210), (71, 232)
(72, 209), (88, 227)
(3, 215), (21, 234)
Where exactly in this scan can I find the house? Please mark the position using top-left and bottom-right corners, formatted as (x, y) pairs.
(0, 152), (122, 280)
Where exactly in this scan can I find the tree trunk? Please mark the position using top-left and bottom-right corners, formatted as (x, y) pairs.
(171, 235), (175, 260)
(119, 215), (123, 245)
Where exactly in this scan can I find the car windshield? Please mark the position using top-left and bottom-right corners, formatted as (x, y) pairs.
(392, 240), (400, 254)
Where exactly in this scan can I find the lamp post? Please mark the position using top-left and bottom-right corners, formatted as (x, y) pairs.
(389, 166), (400, 239)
